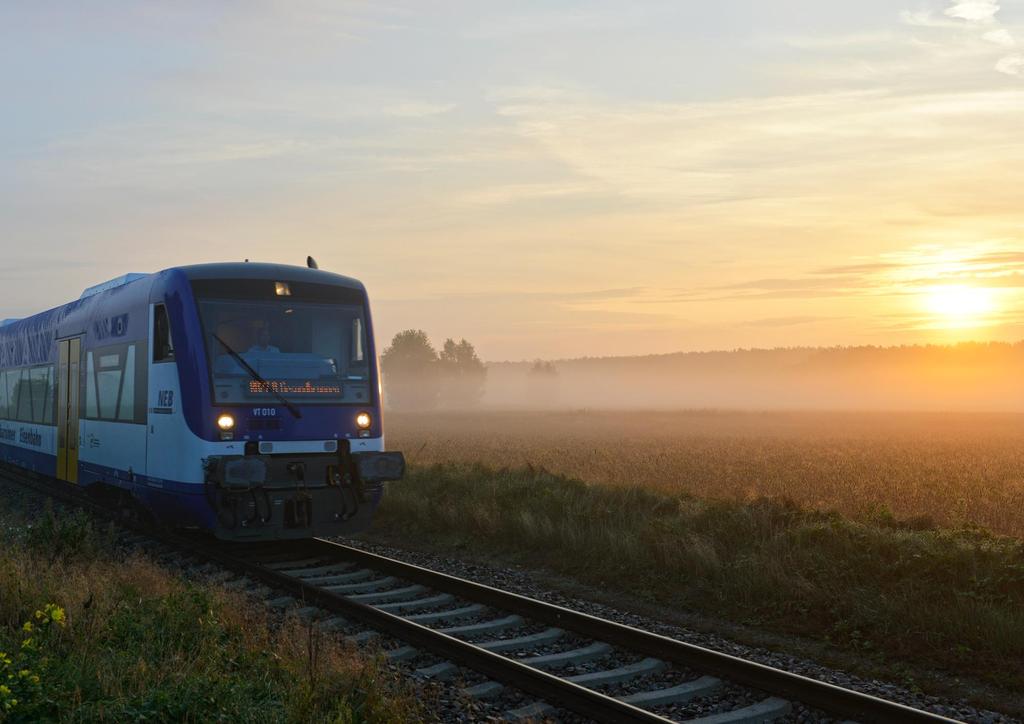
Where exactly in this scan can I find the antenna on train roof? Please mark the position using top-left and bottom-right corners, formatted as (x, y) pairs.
(307, 256), (319, 269)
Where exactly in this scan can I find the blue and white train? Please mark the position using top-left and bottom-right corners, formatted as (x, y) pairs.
(0, 262), (404, 541)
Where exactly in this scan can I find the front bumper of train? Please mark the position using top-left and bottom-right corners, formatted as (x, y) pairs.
(203, 449), (405, 541)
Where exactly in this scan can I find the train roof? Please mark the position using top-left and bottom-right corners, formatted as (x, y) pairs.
(1, 262), (366, 337)
(175, 262), (365, 290)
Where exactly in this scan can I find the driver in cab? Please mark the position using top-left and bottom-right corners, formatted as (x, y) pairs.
(249, 327), (280, 354)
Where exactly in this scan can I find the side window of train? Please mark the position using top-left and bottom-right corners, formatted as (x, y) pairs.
(2, 370), (16, 421)
(28, 366), (54, 424)
(6, 371), (19, 421)
(16, 369), (32, 421)
(84, 343), (146, 424)
(0, 366), (51, 425)
(154, 304), (174, 362)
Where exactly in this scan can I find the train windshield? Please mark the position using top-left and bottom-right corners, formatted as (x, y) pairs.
(195, 291), (371, 406)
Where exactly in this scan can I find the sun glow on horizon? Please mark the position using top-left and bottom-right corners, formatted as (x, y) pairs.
(923, 285), (998, 327)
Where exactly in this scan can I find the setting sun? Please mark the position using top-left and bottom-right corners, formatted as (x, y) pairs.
(924, 285), (997, 324)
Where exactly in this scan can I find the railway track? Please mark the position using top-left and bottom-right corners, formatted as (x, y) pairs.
(1, 467), (962, 723)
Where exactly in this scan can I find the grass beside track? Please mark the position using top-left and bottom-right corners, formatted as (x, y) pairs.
(372, 463), (1024, 694)
(0, 498), (420, 723)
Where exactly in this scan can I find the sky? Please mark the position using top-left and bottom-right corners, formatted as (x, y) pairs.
(2, 1), (1023, 361)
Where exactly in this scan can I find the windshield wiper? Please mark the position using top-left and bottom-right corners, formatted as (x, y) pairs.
(213, 333), (302, 419)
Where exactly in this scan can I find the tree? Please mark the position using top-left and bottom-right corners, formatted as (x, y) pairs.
(380, 330), (440, 410)
(528, 360), (558, 378)
(438, 338), (487, 408)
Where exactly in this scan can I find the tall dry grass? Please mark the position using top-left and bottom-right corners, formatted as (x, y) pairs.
(387, 410), (1024, 538)
(0, 499), (421, 722)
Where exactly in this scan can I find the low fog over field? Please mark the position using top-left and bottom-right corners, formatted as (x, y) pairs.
(480, 342), (1024, 411)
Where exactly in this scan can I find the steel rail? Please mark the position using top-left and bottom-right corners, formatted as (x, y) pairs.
(309, 538), (959, 724)
(218, 551), (676, 724)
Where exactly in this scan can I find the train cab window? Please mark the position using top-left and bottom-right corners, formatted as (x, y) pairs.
(351, 318), (365, 362)
(153, 305), (175, 362)
(194, 288), (371, 406)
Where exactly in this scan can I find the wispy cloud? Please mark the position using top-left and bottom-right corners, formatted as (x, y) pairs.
(901, 10), (960, 29)
(878, 306), (1024, 333)
(995, 54), (1024, 75)
(813, 262), (902, 275)
(931, 0), (1024, 76)
(713, 277), (865, 293)
(670, 245), (1024, 306)
(740, 315), (843, 328)
(945, 1), (1000, 23)
(381, 287), (648, 304)
(983, 28), (1015, 47)
(490, 84), (1024, 213)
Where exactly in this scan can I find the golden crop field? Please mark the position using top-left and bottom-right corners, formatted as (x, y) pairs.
(387, 410), (1024, 539)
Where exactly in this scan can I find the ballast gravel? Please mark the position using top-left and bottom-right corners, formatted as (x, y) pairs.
(338, 535), (1020, 724)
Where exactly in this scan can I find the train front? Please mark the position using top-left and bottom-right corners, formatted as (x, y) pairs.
(183, 265), (404, 541)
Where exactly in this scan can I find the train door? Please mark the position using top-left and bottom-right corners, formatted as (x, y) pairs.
(55, 337), (81, 483)
(147, 304), (183, 482)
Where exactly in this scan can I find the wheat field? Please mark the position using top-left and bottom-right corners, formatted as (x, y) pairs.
(387, 410), (1024, 538)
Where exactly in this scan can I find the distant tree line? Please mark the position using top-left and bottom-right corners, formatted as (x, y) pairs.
(528, 360), (558, 377)
(526, 359), (559, 404)
(380, 330), (487, 410)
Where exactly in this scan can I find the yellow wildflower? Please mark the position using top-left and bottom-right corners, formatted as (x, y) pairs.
(21, 621), (32, 633)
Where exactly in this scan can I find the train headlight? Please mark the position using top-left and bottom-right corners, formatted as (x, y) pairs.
(217, 414), (236, 431)
(355, 412), (372, 430)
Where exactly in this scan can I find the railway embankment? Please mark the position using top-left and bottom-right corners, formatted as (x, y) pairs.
(0, 489), (420, 722)
(362, 462), (1024, 717)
